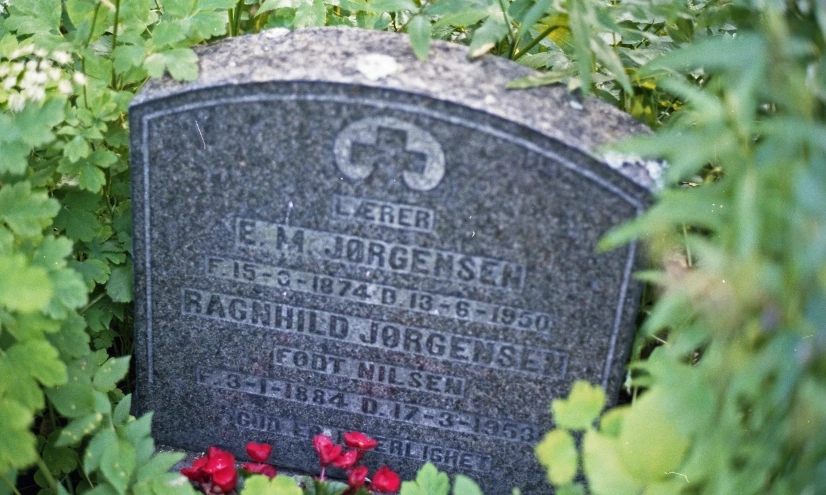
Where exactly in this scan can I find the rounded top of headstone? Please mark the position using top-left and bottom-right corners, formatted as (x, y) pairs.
(132, 27), (660, 189)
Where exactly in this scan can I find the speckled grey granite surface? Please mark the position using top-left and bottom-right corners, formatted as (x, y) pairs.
(131, 27), (655, 494)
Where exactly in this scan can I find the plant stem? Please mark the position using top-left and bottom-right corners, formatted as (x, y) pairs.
(111, 0), (121, 87)
(513, 24), (561, 61)
(0, 472), (22, 495)
(80, 292), (107, 315)
(234, 1), (243, 36)
(497, 0), (517, 57)
(81, 3), (102, 108)
(35, 455), (62, 494)
(682, 224), (693, 267)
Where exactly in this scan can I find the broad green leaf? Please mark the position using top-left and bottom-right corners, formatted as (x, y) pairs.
(53, 191), (102, 242)
(0, 400), (37, 470)
(294, 0), (327, 28)
(366, 0), (417, 13)
(113, 45), (147, 75)
(70, 259), (111, 289)
(152, 21), (189, 47)
(5, 0), (62, 34)
(452, 475), (483, 495)
(144, 48), (199, 81)
(113, 395), (132, 427)
(93, 356), (131, 392)
(551, 381), (606, 431)
(43, 269), (88, 319)
(190, 12), (227, 38)
(468, 14), (507, 58)
(400, 463), (449, 495)
(56, 412), (103, 447)
(259, 0), (292, 13)
(0, 142), (29, 176)
(64, 135), (91, 163)
(106, 264), (134, 303)
(556, 483), (586, 495)
(241, 474), (302, 495)
(0, 182), (60, 239)
(7, 340), (66, 387)
(47, 314), (91, 360)
(33, 236), (73, 271)
(0, 254), (52, 312)
(46, 383), (96, 418)
(84, 429), (118, 473)
(136, 452), (185, 481)
(101, 438), (136, 495)
(535, 429), (578, 485)
(582, 430), (641, 495)
(408, 15), (431, 60)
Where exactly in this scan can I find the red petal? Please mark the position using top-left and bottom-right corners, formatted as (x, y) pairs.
(371, 466), (401, 493)
(348, 465), (368, 488)
(242, 463), (277, 478)
(332, 449), (359, 470)
(343, 432), (378, 451)
(246, 442), (273, 463)
(319, 443), (342, 466)
(212, 466), (238, 492)
(203, 451), (235, 474)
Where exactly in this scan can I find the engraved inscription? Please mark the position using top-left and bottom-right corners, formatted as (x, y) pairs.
(183, 288), (568, 379)
(334, 117), (445, 191)
(236, 219), (526, 291)
(200, 368), (540, 444)
(332, 194), (436, 233)
(233, 411), (494, 472)
(205, 256), (553, 333)
(272, 345), (466, 397)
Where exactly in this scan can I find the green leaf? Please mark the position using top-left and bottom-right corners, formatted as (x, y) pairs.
(551, 381), (606, 431)
(113, 45), (147, 75)
(106, 263), (133, 303)
(535, 429), (578, 485)
(93, 356), (131, 392)
(113, 395), (132, 427)
(33, 236), (73, 271)
(144, 48), (199, 81)
(136, 452), (185, 481)
(452, 475), (483, 495)
(242, 474), (302, 495)
(0, 142), (30, 176)
(70, 259), (111, 289)
(556, 483), (586, 495)
(101, 438), (136, 495)
(64, 135), (92, 163)
(7, 340), (67, 387)
(294, 0), (327, 28)
(46, 383), (96, 418)
(468, 14), (507, 58)
(43, 268), (88, 319)
(0, 400), (37, 470)
(56, 412), (103, 447)
(258, 0), (291, 13)
(84, 429), (118, 474)
(582, 430), (641, 495)
(408, 15), (431, 60)
(53, 191), (101, 242)
(5, 0), (62, 34)
(366, 0), (417, 13)
(0, 254), (52, 312)
(152, 21), (190, 47)
(400, 463), (449, 495)
(190, 12), (227, 38)
(0, 182), (60, 239)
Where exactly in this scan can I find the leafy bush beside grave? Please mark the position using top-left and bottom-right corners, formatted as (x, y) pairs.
(1, 0), (824, 494)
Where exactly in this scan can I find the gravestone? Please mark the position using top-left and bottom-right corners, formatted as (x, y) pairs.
(130, 27), (658, 494)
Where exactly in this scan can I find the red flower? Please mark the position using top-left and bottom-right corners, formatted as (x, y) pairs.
(371, 466), (400, 493)
(203, 448), (235, 474)
(212, 466), (238, 492)
(242, 462), (277, 478)
(181, 456), (209, 483)
(246, 442), (273, 463)
(332, 449), (359, 470)
(313, 434), (342, 467)
(348, 465), (368, 488)
(344, 432), (378, 451)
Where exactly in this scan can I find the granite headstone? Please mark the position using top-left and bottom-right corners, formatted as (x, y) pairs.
(130, 27), (657, 494)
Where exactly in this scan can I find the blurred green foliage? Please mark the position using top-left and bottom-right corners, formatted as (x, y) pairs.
(1, 0), (824, 493)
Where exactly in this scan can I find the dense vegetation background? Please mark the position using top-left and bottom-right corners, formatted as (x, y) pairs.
(0, 0), (824, 493)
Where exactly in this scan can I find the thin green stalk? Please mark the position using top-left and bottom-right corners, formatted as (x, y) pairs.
(79, 292), (107, 315)
(234, 1), (243, 36)
(497, 0), (517, 58)
(0, 471), (22, 495)
(81, 3), (102, 107)
(154, 0), (163, 12)
(512, 24), (561, 61)
(683, 224), (693, 267)
(111, 0), (121, 86)
(35, 455), (62, 494)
